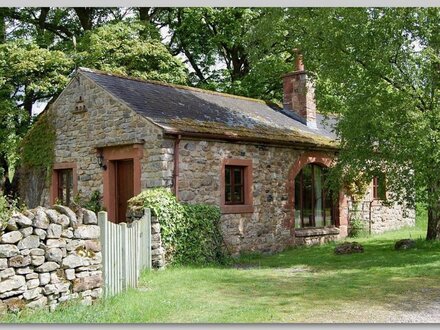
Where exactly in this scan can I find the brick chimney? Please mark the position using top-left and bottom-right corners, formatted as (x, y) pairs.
(282, 50), (317, 129)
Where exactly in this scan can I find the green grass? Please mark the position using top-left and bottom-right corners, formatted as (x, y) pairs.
(3, 204), (440, 323)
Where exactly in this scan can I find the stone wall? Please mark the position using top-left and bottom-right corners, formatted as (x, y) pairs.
(345, 190), (415, 234)
(25, 71), (171, 208)
(0, 206), (102, 315)
(177, 139), (319, 255)
(177, 138), (415, 254)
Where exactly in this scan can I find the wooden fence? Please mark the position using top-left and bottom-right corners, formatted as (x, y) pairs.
(98, 209), (152, 297)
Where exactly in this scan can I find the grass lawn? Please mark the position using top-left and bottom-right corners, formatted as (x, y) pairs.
(3, 205), (440, 323)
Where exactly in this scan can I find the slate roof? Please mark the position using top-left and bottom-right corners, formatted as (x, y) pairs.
(79, 68), (339, 149)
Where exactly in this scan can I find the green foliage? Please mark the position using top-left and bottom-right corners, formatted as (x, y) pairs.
(0, 100), (28, 183)
(348, 218), (367, 238)
(250, 8), (440, 239)
(0, 40), (73, 106)
(20, 111), (56, 176)
(73, 190), (104, 214)
(128, 188), (227, 265)
(163, 8), (262, 94)
(0, 194), (12, 231)
(78, 21), (188, 85)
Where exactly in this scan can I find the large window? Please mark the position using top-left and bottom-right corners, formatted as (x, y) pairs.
(56, 169), (73, 206)
(294, 163), (337, 228)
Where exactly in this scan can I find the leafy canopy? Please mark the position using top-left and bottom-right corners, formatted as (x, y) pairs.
(78, 22), (188, 85)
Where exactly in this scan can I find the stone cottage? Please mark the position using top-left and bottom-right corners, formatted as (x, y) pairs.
(20, 58), (415, 255)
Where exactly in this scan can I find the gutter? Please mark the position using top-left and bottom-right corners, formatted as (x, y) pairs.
(173, 135), (181, 200)
(164, 130), (339, 152)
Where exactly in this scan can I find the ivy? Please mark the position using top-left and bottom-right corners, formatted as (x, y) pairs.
(128, 188), (228, 265)
(20, 110), (56, 175)
(0, 194), (17, 233)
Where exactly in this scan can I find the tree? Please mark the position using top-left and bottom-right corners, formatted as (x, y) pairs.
(252, 8), (440, 239)
(160, 8), (259, 92)
(77, 21), (188, 85)
(0, 10), (187, 195)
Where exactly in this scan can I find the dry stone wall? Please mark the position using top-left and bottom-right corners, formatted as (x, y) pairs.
(0, 206), (102, 315)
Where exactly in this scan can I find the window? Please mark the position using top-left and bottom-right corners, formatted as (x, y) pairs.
(221, 159), (253, 214)
(51, 163), (77, 206)
(225, 166), (245, 204)
(294, 163), (337, 228)
(56, 169), (73, 205)
(373, 175), (386, 200)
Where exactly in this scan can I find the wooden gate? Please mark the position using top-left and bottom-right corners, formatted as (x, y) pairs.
(98, 209), (152, 297)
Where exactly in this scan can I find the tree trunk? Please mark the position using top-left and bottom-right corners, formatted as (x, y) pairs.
(73, 7), (94, 31)
(23, 90), (34, 118)
(427, 181), (440, 240)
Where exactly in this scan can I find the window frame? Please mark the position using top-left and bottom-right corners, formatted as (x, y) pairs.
(57, 168), (73, 206)
(220, 159), (253, 214)
(372, 175), (387, 200)
(294, 163), (336, 229)
(51, 162), (78, 205)
(224, 165), (245, 205)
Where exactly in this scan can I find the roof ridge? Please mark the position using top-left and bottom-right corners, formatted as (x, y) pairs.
(78, 67), (270, 105)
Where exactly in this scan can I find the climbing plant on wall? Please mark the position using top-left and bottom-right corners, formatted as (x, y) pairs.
(19, 110), (56, 207)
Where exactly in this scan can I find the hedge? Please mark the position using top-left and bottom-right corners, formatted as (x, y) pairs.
(128, 188), (228, 265)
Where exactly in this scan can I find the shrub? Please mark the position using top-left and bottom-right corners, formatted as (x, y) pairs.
(73, 190), (105, 214)
(0, 194), (14, 232)
(348, 218), (367, 238)
(128, 188), (227, 265)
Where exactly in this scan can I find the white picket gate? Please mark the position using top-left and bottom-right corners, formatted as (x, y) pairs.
(98, 209), (152, 297)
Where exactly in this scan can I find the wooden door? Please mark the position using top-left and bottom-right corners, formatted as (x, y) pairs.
(115, 159), (134, 223)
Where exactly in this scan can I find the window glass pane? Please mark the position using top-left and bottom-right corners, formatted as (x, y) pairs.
(302, 165), (313, 227)
(233, 168), (243, 185)
(314, 166), (324, 227)
(225, 167), (231, 185)
(377, 174), (386, 200)
(225, 185), (232, 202)
(324, 190), (334, 226)
(233, 185), (243, 202)
(294, 171), (302, 228)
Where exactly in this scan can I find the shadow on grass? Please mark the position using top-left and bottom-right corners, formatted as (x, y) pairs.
(216, 236), (440, 316)
(236, 237), (440, 272)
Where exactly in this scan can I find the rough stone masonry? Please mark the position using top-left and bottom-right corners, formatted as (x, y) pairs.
(0, 206), (102, 315)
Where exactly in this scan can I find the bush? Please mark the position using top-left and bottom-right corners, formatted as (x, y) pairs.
(0, 194), (14, 232)
(73, 190), (105, 214)
(128, 188), (228, 265)
(348, 218), (367, 238)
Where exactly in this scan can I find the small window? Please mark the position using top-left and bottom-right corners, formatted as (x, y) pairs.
(56, 169), (73, 205)
(225, 165), (245, 204)
(221, 159), (253, 214)
(373, 175), (386, 200)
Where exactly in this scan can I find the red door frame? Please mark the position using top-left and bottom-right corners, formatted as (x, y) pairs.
(100, 144), (143, 223)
